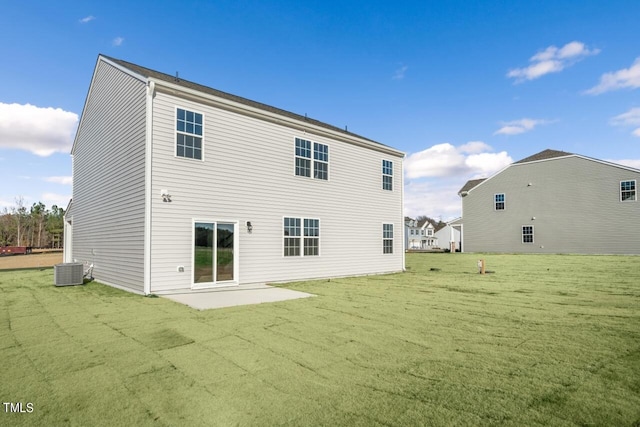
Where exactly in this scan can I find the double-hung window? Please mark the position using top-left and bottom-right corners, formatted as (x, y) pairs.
(383, 223), (394, 254)
(621, 180), (636, 201)
(495, 193), (505, 210)
(382, 160), (393, 190)
(522, 225), (534, 244)
(295, 138), (328, 180)
(284, 217), (320, 256)
(176, 108), (203, 160)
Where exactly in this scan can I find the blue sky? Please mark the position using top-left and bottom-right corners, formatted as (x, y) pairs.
(1, 0), (639, 219)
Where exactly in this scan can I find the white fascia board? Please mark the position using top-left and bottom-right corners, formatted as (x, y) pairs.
(150, 78), (404, 158)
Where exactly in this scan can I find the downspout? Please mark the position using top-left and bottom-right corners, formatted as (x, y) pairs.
(400, 155), (406, 271)
(144, 80), (155, 295)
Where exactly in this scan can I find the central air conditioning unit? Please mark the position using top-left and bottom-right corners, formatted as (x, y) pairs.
(54, 263), (85, 286)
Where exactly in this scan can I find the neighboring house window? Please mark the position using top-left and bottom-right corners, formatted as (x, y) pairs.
(495, 193), (505, 210)
(522, 225), (534, 244)
(295, 138), (328, 180)
(176, 108), (203, 160)
(382, 160), (393, 190)
(427, 229), (433, 236)
(284, 217), (320, 256)
(383, 223), (394, 254)
(621, 180), (636, 201)
(410, 229), (414, 235)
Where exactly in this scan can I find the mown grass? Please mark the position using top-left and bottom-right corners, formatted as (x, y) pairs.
(1, 253), (639, 426)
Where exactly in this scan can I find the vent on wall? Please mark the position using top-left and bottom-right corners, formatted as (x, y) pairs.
(54, 263), (84, 286)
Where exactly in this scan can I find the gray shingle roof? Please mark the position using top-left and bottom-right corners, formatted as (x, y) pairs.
(458, 178), (486, 194)
(514, 149), (573, 164)
(101, 55), (390, 149)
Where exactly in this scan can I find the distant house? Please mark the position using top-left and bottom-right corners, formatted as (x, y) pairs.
(458, 149), (639, 254)
(434, 217), (461, 252)
(64, 55), (405, 295)
(404, 217), (439, 250)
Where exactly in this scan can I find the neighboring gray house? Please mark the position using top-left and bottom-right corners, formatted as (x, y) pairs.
(458, 149), (639, 254)
(65, 55), (405, 295)
(434, 217), (461, 252)
(404, 217), (438, 250)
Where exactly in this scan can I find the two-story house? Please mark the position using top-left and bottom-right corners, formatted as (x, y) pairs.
(404, 217), (438, 250)
(64, 55), (405, 295)
(458, 149), (639, 254)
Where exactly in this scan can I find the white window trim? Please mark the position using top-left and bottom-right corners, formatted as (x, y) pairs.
(293, 137), (330, 181)
(282, 216), (321, 257)
(382, 160), (393, 191)
(620, 179), (637, 202)
(383, 222), (394, 254)
(175, 106), (205, 161)
(522, 225), (534, 244)
(494, 193), (506, 211)
(191, 219), (239, 289)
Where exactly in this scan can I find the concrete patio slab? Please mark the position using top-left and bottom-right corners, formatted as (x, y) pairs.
(160, 283), (315, 310)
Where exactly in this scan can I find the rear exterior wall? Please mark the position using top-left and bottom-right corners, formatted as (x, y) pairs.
(148, 89), (404, 292)
(462, 157), (640, 254)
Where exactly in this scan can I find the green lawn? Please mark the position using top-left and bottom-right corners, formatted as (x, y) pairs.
(1, 253), (639, 426)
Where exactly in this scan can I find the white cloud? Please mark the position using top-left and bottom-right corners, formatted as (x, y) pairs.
(44, 176), (73, 185)
(79, 15), (95, 23)
(42, 192), (71, 209)
(405, 142), (512, 179)
(610, 107), (640, 137)
(585, 57), (640, 95)
(403, 142), (513, 220)
(507, 41), (600, 83)
(0, 103), (78, 156)
(494, 118), (551, 136)
(392, 65), (408, 80)
(404, 180), (463, 220)
(112, 37), (124, 46)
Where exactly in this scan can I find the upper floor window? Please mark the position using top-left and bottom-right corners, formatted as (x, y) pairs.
(495, 193), (505, 210)
(176, 108), (203, 160)
(383, 223), (394, 254)
(522, 225), (534, 244)
(427, 229), (433, 236)
(284, 217), (320, 256)
(295, 138), (328, 180)
(621, 180), (636, 202)
(382, 160), (393, 190)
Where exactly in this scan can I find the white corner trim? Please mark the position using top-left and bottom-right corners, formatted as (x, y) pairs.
(143, 80), (155, 295)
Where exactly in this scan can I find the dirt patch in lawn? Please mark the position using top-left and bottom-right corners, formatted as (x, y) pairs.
(0, 251), (63, 270)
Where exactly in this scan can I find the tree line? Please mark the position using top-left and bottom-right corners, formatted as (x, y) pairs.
(0, 197), (65, 248)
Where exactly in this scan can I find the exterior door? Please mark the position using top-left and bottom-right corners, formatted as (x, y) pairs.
(193, 221), (237, 287)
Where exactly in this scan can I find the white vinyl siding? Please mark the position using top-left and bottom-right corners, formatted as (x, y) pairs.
(71, 60), (146, 292)
(149, 90), (404, 292)
(462, 156), (640, 254)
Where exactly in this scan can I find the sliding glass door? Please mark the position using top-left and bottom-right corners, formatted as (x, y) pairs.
(193, 221), (237, 287)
